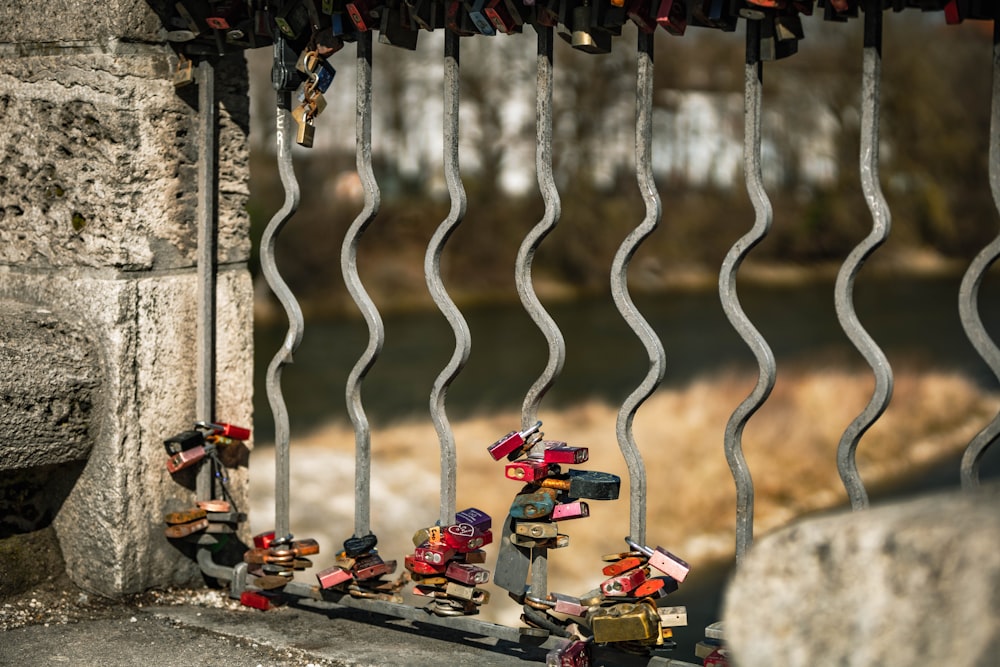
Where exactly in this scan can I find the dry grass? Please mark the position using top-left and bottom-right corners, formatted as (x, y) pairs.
(248, 362), (996, 623)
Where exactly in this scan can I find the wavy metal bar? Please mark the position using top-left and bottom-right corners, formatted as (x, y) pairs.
(520, 25), (563, 602)
(834, 3), (893, 511)
(517, 25), (565, 433)
(719, 19), (776, 564)
(425, 32), (469, 527)
(612, 30), (664, 549)
(342, 32), (383, 538)
(960, 19), (1000, 490)
(260, 91), (303, 539)
(196, 59), (218, 502)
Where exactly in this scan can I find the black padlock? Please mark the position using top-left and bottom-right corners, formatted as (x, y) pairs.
(538, 469), (621, 500)
(343, 533), (378, 557)
(163, 430), (205, 456)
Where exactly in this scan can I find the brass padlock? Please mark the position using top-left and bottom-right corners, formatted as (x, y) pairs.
(571, 4), (611, 54)
(296, 118), (315, 148)
(172, 55), (194, 88)
(588, 599), (661, 644)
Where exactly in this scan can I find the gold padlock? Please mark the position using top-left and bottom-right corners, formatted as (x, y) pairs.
(172, 55), (194, 88)
(588, 599), (661, 644)
(296, 118), (315, 148)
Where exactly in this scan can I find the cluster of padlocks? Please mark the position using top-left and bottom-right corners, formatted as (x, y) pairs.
(315, 534), (407, 600)
(160, 0), (995, 149)
(405, 508), (494, 615)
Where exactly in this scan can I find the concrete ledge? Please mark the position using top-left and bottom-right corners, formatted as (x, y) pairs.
(723, 484), (1000, 667)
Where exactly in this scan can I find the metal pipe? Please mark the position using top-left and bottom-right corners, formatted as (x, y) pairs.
(196, 58), (218, 502)
(260, 91), (303, 538)
(959, 17), (1000, 490)
(425, 32), (470, 527)
(342, 32), (383, 538)
(719, 18), (776, 564)
(834, 2), (893, 510)
(612, 30), (664, 548)
(517, 24), (564, 602)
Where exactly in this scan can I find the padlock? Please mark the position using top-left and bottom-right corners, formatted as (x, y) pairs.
(541, 533), (570, 549)
(240, 590), (275, 610)
(291, 558), (313, 570)
(405, 553), (447, 575)
(254, 574), (290, 589)
(578, 588), (604, 607)
(415, 542), (456, 565)
(541, 444), (588, 465)
(538, 470), (621, 500)
(487, 421), (542, 460)
(505, 460), (551, 482)
(626, 0), (657, 31)
(276, 0), (311, 37)
(444, 562), (490, 585)
(344, 533), (378, 557)
(353, 554), (395, 580)
(601, 556), (644, 577)
(625, 538), (689, 582)
(243, 548), (289, 565)
(546, 639), (590, 667)
(253, 530), (276, 549)
(445, 0), (477, 34)
(551, 500), (589, 521)
(492, 518), (531, 594)
(461, 549), (488, 564)
(164, 507), (207, 525)
(444, 581), (478, 600)
(657, 605), (687, 628)
(510, 532), (552, 549)
(774, 12), (804, 41)
(412, 584), (447, 597)
(166, 445), (207, 473)
(466, 0), (497, 34)
(197, 499), (230, 513)
(378, 3), (419, 49)
(600, 567), (648, 597)
(696, 640), (724, 660)
(442, 527), (492, 552)
(454, 507), (492, 534)
(690, 0), (737, 30)
(570, 3), (611, 54)
(703, 648), (729, 667)
(633, 576), (678, 599)
(346, 0), (374, 30)
(292, 538), (320, 557)
(163, 430), (204, 455)
(203, 522), (235, 534)
(509, 489), (558, 519)
(412, 526), (433, 547)
(164, 518), (209, 538)
(412, 575), (448, 586)
(759, 17), (798, 61)
(316, 565), (354, 589)
(588, 600), (661, 643)
(528, 592), (589, 617)
(514, 521), (559, 539)
(484, 0), (519, 32)
(655, 0), (686, 35)
(195, 420), (251, 441)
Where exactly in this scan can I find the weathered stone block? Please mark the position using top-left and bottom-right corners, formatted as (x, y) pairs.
(724, 485), (1000, 667)
(0, 51), (250, 271)
(0, 1), (164, 45)
(0, 267), (253, 595)
(0, 300), (100, 470)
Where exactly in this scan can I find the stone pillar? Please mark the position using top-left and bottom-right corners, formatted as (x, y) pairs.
(0, 1), (253, 596)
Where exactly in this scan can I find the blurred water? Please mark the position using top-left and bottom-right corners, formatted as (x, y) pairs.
(253, 272), (1000, 441)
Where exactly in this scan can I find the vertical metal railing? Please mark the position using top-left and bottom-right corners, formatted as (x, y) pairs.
(718, 17), (776, 564)
(196, 58), (218, 502)
(611, 29), (664, 549)
(959, 17), (1000, 490)
(260, 80), (303, 540)
(516, 24), (564, 602)
(425, 31), (469, 527)
(342, 32), (383, 539)
(834, 1), (893, 511)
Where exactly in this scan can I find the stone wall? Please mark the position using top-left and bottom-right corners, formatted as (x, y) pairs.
(0, 1), (253, 596)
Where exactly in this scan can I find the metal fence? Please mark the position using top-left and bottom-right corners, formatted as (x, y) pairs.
(189, 1), (999, 664)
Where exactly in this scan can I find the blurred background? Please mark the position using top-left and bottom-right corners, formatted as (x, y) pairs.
(241, 11), (1000, 660)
